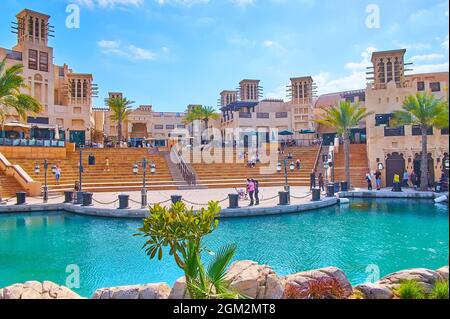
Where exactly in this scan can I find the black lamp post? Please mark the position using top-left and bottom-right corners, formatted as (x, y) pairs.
(141, 157), (148, 208)
(79, 146), (84, 192)
(35, 160), (49, 203)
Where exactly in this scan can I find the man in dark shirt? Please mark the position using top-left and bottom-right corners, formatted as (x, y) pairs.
(310, 170), (316, 191)
(374, 170), (382, 190)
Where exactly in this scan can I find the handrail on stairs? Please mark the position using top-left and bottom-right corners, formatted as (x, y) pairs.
(313, 141), (323, 173)
(171, 149), (197, 186)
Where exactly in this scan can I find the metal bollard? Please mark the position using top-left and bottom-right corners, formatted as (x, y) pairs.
(16, 192), (26, 205)
(171, 195), (182, 204)
(278, 191), (289, 205)
(228, 194), (239, 209)
(82, 192), (93, 206)
(118, 194), (130, 209)
(334, 182), (340, 193)
(76, 191), (84, 205)
(326, 183), (335, 197)
(64, 191), (73, 203)
(312, 188), (321, 201)
(340, 181), (349, 192)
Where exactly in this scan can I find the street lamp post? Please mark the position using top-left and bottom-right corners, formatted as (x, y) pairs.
(79, 147), (83, 192)
(141, 157), (148, 208)
(35, 160), (49, 203)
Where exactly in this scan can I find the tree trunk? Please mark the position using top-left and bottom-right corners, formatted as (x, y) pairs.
(343, 131), (350, 187)
(420, 126), (428, 191)
(117, 116), (122, 145)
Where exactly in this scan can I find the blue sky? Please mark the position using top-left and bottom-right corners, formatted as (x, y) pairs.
(0, 0), (448, 112)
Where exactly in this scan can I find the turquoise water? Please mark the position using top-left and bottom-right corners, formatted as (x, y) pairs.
(0, 199), (448, 297)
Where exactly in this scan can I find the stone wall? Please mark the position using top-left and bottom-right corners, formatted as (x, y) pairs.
(1, 262), (448, 299)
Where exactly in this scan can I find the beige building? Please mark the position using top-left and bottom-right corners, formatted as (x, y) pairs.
(0, 9), (96, 146)
(94, 92), (187, 147)
(365, 49), (449, 186)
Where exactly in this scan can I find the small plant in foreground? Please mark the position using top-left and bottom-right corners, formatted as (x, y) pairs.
(395, 280), (425, 299)
(430, 280), (449, 299)
(135, 201), (242, 299)
(284, 277), (346, 299)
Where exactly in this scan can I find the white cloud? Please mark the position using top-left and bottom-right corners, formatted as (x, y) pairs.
(442, 34), (449, 51)
(265, 85), (286, 100)
(313, 47), (376, 94)
(230, 0), (255, 6)
(392, 40), (431, 50)
(154, 0), (209, 6)
(412, 62), (449, 74)
(98, 40), (157, 60)
(74, 0), (144, 8)
(410, 53), (445, 62)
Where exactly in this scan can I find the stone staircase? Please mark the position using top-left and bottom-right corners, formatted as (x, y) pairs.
(10, 148), (178, 194)
(333, 144), (369, 187)
(0, 171), (24, 199)
(162, 151), (206, 190)
(187, 146), (320, 189)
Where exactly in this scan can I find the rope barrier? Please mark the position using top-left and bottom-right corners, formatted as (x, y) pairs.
(92, 197), (119, 205)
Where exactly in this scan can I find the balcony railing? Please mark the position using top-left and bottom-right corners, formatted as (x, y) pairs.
(0, 138), (65, 147)
(256, 112), (269, 119)
(239, 112), (252, 118)
(412, 125), (433, 136)
(384, 126), (405, 136)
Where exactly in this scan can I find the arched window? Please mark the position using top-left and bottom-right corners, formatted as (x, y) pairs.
(378, 59), (385, 83)
(35, 18), (40, 38)
(394, 58), (400, 83)
(83, 80), (88, 98)
(28, 17), (33, 36)
(76, 80), (82, 98)
(386, 58), (393, 82)
(41, 19), (46, 39)
(71, 80), (76, 98)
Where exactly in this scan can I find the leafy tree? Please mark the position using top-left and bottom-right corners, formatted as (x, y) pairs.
(0, 57), (42, 136)
(107, 96), (134, 143)
(392, 92), (449, 191)
(136, 201), (241, 299)
(316, 101), (373, 186)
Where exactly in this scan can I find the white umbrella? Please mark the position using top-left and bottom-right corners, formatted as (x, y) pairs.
(54, 125), (60, 140)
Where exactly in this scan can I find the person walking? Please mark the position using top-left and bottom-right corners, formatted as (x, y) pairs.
(374, 170), (382, 190)
(296, 159), (301, 170)
(365, 171), (373, 190)
(402, 170), (409, 188)
(55, 165), (61, 185)
(310, 169), (316, 191)
(247, 179), (255, 206)
(252, 179), (260, 205)
(104, 157), (110, 172)
(318, 173), (324, 191)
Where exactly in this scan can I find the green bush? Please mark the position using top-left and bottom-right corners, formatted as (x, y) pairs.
(396, 280), (425, 299)
(430, 280), (449, 299)
(135, 201), (241, 299)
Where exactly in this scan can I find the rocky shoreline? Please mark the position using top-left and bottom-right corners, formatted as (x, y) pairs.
(1, 261), (448, 299)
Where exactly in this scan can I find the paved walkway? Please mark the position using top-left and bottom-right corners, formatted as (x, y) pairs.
(1, 186), (318, 211)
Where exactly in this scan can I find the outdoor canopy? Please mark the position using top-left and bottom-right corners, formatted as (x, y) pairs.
(278, 130), (293, 136)
(299, 129), (316, 134)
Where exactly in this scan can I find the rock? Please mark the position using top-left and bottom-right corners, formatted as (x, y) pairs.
(354, 283), (394, 299)
(282, 267), (353, 299)
(92, 283), (170, 299)
(224, 260), (282, 299)
(139, 283), (171, 299)
(436, 266), (449, 281)
(0, 289), (3, 299)
(2, 284), (25, 299)
(0, 281), (82, 299)
(169, 277), (188, 299)
(378, 268), (442, 293)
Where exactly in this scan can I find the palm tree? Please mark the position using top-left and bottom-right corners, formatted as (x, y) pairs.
(316, 101), (373, 187)
(107, 96), (134, 144)
(392, 92), (449, 191)
(184, 242), (241, 299)
(184, 105), (204, 125)
(200, 106), (220, 132)
(0, 57), (42, 137)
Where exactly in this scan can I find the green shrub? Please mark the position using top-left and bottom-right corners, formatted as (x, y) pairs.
(136, 201), (241, 299)
(430, 280), (449, 299)
(396, 280), (425, 299)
